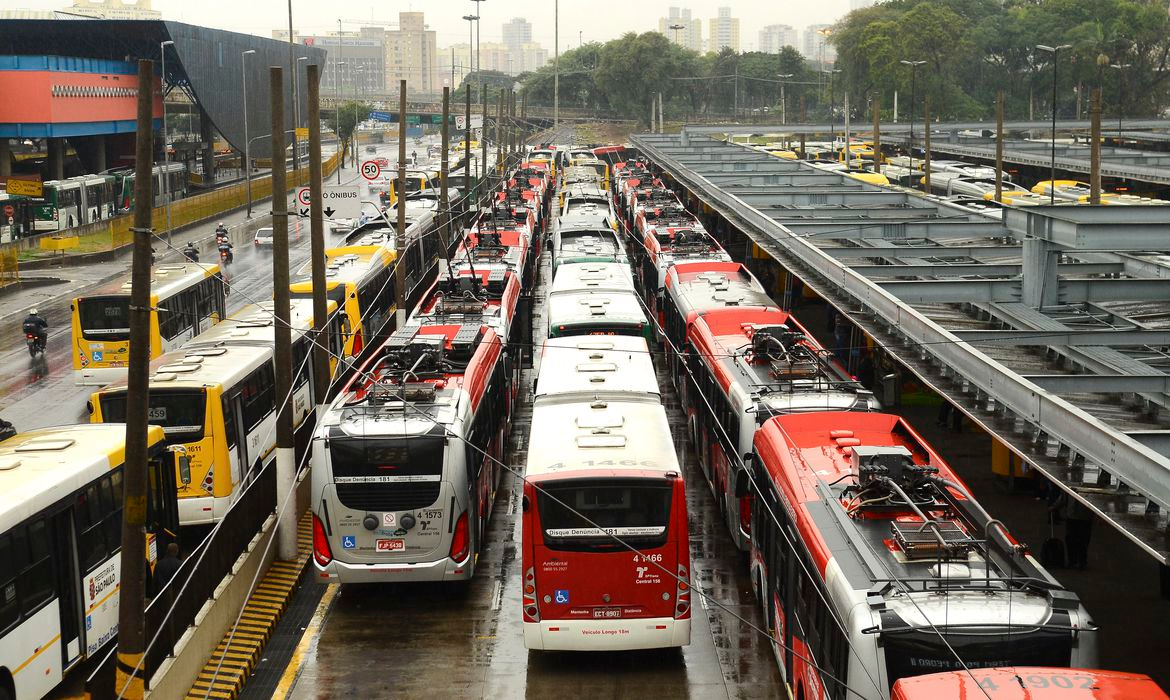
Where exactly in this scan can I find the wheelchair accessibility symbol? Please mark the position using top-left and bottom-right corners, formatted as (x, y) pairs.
(554, 589), (570, 604)
(341, 535), (357, 549)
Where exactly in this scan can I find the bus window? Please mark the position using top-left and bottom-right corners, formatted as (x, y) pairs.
(0, 535), (16, 633)
(101, 390), (208, 441)
(537, 480), (672, 551)
(77, 485), (109, 571)
(19, 520), (53, 613)
(77, 296), (131, 342)
(241, 365), (276, 431)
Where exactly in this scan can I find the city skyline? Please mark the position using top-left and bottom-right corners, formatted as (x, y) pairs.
(15, 0), (859, 52)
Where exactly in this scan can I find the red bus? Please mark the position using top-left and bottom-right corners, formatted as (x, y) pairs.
(747, 412), (1097, 699)
(522, 336), (691, 651)
(678, 304), (877, 551)
(892, 668), (1168, 700)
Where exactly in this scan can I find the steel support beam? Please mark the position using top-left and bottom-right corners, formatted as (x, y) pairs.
(1023, 374), (1170, 394)
(851, 262), (1122, 278)
(820, 245), (1024, 260)
(882, 277), (1170, 304)
(954, 328), (1170, 346)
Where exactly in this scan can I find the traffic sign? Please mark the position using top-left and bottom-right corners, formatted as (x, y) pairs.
(5, 176), (42, 198)
(369, 111), (392, 122)
(2, 205), (13, 218)
(360, 160), (381, 181)
(294, 186), (363, 220)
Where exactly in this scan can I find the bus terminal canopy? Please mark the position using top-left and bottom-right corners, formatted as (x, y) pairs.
(0, 19), (325, 159)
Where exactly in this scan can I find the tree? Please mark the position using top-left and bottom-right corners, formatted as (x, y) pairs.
(327, 101), (371, 161)
(453, 70), (517, 102)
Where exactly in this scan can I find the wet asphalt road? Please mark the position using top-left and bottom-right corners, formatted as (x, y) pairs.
(283, 239), (784, 699)
(0, 153), (366, 431)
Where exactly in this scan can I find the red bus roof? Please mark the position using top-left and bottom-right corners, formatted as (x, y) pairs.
(892, 668), (1169, 700)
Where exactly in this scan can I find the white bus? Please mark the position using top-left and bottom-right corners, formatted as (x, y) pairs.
(0, 423), (178, 700)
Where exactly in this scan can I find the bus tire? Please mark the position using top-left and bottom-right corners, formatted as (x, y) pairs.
(0, 672), (13, 700)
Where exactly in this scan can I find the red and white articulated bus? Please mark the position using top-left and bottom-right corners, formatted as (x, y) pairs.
(633, 223), (730, 325)
(678, 304), (878, 551)
(522, 335), (691, 651)
(747, 412), (1097, 699)
(891, 667), (1169, 700)
(410, 267), (523, 345)
(310, 321), (513, 583)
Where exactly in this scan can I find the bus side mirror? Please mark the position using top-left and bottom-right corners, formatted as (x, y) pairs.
(734, 465), (751, 499)
(170, 446), (191, 486)
(522, 494), (530, 513)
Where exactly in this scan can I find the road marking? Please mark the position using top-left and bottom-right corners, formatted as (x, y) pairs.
(271, 582), (338, 700)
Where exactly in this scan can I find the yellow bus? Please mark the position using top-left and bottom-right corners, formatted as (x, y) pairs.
(289, 245), (397, 367)
(89, 298), (335, 525)
(71, 262), (226, 385)
(569, 156), (610, 191)
(0, 423), (178, 700)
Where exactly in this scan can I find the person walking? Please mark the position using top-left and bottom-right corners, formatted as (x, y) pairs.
(1063, 495), (1094, 569)
(153, 542), (183, 595)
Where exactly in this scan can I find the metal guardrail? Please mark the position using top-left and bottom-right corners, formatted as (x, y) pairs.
(633, 133), (1170, 551)
(143, 462), (276, 686)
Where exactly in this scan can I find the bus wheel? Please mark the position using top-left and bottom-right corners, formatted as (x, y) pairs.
(0, 674), (13, 700)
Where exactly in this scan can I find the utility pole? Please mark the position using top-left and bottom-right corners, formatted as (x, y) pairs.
(465, 83), (472, 216)
(270, 66), (297, 561)
(396, 79), (408, 328)
(440, 86), (451, 269)
(116, 58), (154, 700)
(923, 94), (932, 193)
(287, 0), (298, 176)
(307, 64), (330, 409)
(553, 0), (559, 132)
(872, 92), (881, 174)
(481, 88), (489, 196)
(995, 89), (1005, 203)
(659, 92), (664, 134)
(843, 92), (851, 169)
(496, 88), (503, 175)
(1090, 87), (1102, 205)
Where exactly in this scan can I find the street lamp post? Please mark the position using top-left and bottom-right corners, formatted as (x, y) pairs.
(295, 55), (308, 182)
(554, 0), (560, 133)
(900, 59), (926, 185)
(669, 23), (685, 47)
(160, 40), (174, 238)
(824, 68), (842, 150)
(1110, 62), (1131, 141)
(242, 49), (256, 217)
(335, 61), (347, 184)
(469, 0), (485, 81)
(1037, 44), (1072, 204)
(777, 73), (793, 125)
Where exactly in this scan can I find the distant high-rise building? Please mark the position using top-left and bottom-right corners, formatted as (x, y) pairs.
(500, 17), (545, 74)
(802, 23), (837, 65)
(658, 6), (703, 53)
(758, 24), (798, 54)
(707, 6), (740, 53)
(850, 0), (877, 10)
(385, 11), (439, 92)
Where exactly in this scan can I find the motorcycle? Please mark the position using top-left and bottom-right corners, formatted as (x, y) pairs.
(24, 331), (44, 357)
(218, 244), (234, 265)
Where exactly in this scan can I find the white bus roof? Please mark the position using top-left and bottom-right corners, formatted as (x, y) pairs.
(549, 262), (635, 295)
(547, 289), (647, 327)
(292, 245), (393, 288)
(80, 262), (219, 301)
(0, 423), (165, 530)
(97, 340), (272, 395)
(526, 398), (679, 479)
(535, 336), (659, 400)
(188, 298), (328, 347)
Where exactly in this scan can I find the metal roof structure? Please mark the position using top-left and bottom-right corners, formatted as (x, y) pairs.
(0, 19), (325, 157)
(678, 118), (1170, 136)
(881, 133), (1170, 187)
(632, 131), (1170, 563)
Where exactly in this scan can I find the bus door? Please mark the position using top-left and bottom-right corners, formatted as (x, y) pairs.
(223, 393), (247, 485)
(51, 509), (83, 666)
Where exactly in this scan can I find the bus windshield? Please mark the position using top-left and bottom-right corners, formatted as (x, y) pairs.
(78, 296), (131, 341)
(537, 479), (671, 551)
(100, 389), (207, 440)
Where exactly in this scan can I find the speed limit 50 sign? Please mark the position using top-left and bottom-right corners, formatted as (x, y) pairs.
(361, 160), (381, 181)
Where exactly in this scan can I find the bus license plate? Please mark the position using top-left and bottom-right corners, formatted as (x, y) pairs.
(376, 539), (405, 552)
(592, 607), (622, 619)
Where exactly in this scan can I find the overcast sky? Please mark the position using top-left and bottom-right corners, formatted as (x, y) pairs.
(22, 0), (853, 50)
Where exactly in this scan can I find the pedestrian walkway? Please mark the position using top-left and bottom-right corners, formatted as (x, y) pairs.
(186, 514), (312, 700)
